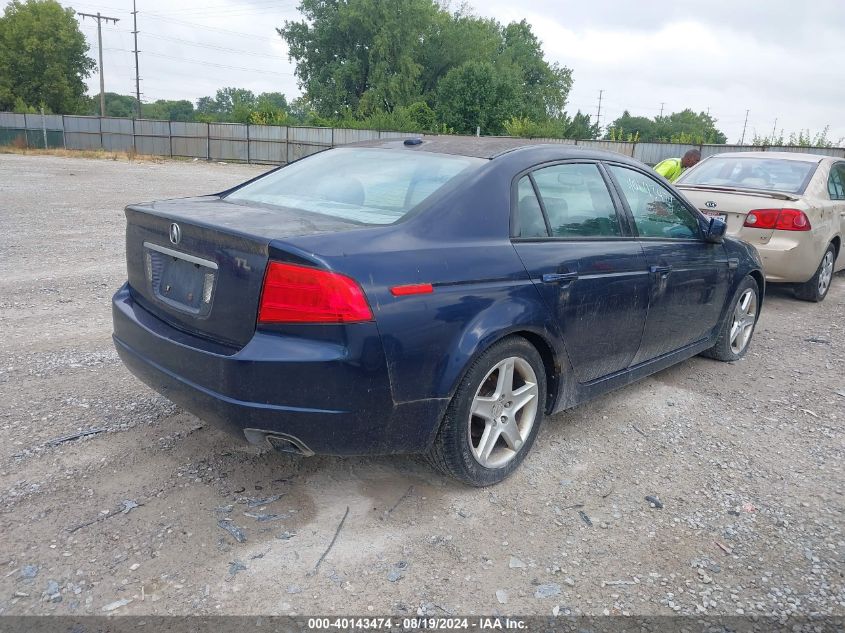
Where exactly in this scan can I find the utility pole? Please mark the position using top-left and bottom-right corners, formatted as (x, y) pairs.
(770, 117), (778, 141)
(132, 0), (141, 117)
(740, 109), (749, 145)
(79, 11), (120, 117)
(596, 89), (604, 129)
(659, 102), (665, 117)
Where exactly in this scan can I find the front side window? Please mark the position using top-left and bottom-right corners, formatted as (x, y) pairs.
(530, 163), (621, 237)
(226, 148), (485, 224)
(828, 164), (845, 200)
(608, 165), (700, 239)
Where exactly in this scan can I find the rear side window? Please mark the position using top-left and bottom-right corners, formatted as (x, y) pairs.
(530, 163), (621, 237)
(609, 165), (700, 239)
(226, 148), (485, 225)
(515, 176), (548, 237)
(828, 164), (845, 200)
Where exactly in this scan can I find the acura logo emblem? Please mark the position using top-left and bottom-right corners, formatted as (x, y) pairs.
(169, 222), (181, 245)
(705, 201), (717, 208)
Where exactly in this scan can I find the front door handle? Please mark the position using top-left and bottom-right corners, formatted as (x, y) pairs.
(649, 265), (672, 277)
(541, 271), (578, 284)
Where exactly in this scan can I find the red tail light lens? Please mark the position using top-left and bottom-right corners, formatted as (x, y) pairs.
(774, 208), (811, 231)
(743, 208), (811, 231)
(258, 261), (372, 324)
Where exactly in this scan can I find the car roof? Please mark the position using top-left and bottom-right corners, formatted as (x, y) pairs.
(346, 135), (630, 161)
(709, 151), (831, 163)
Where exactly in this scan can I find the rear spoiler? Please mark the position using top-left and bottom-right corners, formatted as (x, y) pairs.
(675, 184), (799, 202)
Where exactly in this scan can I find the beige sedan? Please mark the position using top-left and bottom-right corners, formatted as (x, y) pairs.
(676, 151), (845, 301)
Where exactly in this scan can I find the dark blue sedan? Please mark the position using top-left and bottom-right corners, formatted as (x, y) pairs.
(112, 138), (764, 486)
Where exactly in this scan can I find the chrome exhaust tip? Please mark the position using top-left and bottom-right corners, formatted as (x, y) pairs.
(242, 428), (315, 457)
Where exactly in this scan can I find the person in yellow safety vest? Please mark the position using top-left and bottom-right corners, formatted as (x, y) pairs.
(653, 149), (701, 182)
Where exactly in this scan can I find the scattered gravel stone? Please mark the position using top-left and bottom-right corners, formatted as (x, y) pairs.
(227, 560), (247, 576)
(19, 565), (39, 580)
(495, 589), (508, 604)
(534, 583), (561, 599)
(644, 495), (664, 509)
(509, 556), (526, 569)
(217, 519), (247, 543)
(101, 598), (132, 612)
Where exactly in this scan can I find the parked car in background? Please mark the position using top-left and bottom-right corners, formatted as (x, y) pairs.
(676, 152), (845, 301)
(112, 138), (764, 486)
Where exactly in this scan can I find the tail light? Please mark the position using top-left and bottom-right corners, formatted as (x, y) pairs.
(744, 208), (811, 231)
(258, 261), (372, 324)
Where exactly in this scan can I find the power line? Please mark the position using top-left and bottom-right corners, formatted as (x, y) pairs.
(103, 47), (293, 76)
(78, 10), (120, 116)
(80, 23), (282, 59)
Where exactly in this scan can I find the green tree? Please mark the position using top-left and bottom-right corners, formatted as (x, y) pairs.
(564, 111), (600, 139)
(0, 0), (95, 113)
(87, 92), (136, 118)
(435, 60), (519, 135)
(279, 0), (572, 132)
(498, 20), (572, 120)
(607, 109), (727, 144)
(280, 0), (438, 116)
(142, 99), (195, 121)
(195, 87), (257, 122)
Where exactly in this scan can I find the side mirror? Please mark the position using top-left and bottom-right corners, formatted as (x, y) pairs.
(705, 217), (727, 243)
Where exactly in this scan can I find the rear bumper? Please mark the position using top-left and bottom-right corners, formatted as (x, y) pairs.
(752, 232), (821, 283)
(112, 284), (447, 455)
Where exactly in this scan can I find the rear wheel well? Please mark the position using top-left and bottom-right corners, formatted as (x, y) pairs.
(512, 331), (559, 414)
(831, 236), (841, 260)
(748, 269), (765, 307)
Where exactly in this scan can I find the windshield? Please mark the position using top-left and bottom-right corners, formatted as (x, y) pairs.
(677, 156), (817, 194)
(226, 147), (485, 224)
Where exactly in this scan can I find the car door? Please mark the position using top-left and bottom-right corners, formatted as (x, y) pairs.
(511, 161), (650, 383)
(606, 163), (730, 364)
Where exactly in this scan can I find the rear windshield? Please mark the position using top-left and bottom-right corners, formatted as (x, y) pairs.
(226, 147), (485, 224)
(678, 156), (817, 194)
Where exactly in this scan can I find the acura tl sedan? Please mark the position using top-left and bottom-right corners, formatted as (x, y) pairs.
(112, 138), (764, 486)
(676, 151), (845, 302)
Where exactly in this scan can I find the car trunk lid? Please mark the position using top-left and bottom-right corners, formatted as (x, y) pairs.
(125, 196), (364, 347)
(676, 184), (800, 238)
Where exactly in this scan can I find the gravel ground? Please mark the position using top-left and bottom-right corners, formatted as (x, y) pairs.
(0, 153), (843, 619)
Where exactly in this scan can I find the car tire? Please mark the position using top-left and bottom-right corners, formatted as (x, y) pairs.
(425, 336), (547, 487)
(794, 243), (836, 302)
(701, 275), (759, 362)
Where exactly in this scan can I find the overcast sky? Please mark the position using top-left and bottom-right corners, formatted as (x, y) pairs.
(65, 0), (845, 144)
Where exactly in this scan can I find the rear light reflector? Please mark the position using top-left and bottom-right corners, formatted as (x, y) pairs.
(258, 261), (372, 324)
(390, 283), (434, 296)
(744, 208), (811, 231)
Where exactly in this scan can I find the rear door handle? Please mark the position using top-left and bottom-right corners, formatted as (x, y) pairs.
(541, 272), (578, 284)
(649, 265), (672, 277)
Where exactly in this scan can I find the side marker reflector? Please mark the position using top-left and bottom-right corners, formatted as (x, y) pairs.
(390, 283), (434, 296)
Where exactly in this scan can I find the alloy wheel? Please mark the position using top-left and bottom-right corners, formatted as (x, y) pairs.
(729, 288), (757, 355)
(818, 250), (835, 297)
(468, 356), (539, 469)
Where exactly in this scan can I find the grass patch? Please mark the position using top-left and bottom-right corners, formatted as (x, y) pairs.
(0, 145), (170, 163)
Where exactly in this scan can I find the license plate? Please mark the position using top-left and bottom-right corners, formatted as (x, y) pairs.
(701, 210), (727, 223)
(145, 242), (217, 315)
